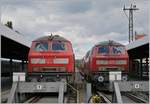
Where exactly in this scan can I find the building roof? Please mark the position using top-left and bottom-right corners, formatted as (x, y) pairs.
(0, 23), (30, 60)
(0, 23), (30, 47)
(126, 35), (149, 50)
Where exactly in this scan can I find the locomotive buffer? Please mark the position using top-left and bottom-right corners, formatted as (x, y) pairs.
(7, 72), (66, 103)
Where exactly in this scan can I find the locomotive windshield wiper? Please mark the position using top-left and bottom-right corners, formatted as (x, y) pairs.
(40, 43), (47, 51)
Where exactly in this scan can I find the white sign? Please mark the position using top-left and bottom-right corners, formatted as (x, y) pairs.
(135, 84), (140, 89)
(109, 71), (122, 81)
(37, 85), (42, 90)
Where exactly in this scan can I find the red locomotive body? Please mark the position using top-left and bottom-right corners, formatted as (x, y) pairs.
(81, 40), (129, 82)
(27, 35), (75, 82)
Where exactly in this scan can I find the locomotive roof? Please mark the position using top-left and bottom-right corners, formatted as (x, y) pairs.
(33, 35), (70, 42)
(95, 40), (124, 46)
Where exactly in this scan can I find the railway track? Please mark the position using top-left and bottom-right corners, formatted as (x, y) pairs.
(95, 91), (148, 103)
(88, 91), (112, 103)
(24, 96), (42, 103)
(124, 93), (148, 103)
(1, 90), (10, 103)
(23, 93), (76, 103)
(66, 92), (77, 103)
(97, 91), (112, 103)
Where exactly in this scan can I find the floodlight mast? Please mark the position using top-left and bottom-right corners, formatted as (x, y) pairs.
(123, 4), (139, 43)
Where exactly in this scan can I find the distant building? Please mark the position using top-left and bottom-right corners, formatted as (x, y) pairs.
(135, 34), (146, 40)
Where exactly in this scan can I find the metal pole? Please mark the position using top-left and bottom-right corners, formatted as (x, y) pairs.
(58, 82), (64, 103)
(10, 59), (13, 83)
(145, 58), (149, 76)
(21, 60), (24, 72)
(131, 5), (134, 41)
(86, 83), (92, 103)
(123, 4), (139, 43)
(7, 82), (18, 103)
(77, 90), (79, 103)
(129, 4), (134, 42)
(140, 58), (143, 80)
(129, 59), (132, 76)
(129, 9), (131, 43)
(113, 82), (123, 103)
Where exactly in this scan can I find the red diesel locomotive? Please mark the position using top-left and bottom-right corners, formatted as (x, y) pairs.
(27, 35), (75, 83)
(81, 40), (129, 83)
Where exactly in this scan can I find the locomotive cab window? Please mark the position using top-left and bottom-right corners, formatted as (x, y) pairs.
(52, 41), (66, 51)
(34, 42), (48, 51)
(112, 46), (125, 54)
(98, 46), (109, 54)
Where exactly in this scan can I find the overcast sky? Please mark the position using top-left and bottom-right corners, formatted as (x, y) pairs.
(0, 0), (149, 59)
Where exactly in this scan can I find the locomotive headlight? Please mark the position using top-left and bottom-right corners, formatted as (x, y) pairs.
(96, 60), (108, 65)
(97, 76), (104, 82)
(116, 60), (127, 65)
(31, 58), (45, 64)
(122, 75), (128, 81)
(53, 58), (69, 64)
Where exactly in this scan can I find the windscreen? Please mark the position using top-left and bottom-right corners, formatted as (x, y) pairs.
(112, 46), (125, 54)
(34, 42), (48, 51)
(52, 42), (66, 51)
(98, 46), (109, 54)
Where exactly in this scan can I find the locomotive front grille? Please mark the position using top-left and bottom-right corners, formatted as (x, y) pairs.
(32, 66), (66, 72)
(98, 67), (125, 71)
(106, 68), (118, 71)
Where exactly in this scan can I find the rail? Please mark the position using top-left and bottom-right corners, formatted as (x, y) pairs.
(24, 96), (42, 103)
(97, 92), (112, 103)
(112, 81), (149, 103)
(124, 93), (148, 103)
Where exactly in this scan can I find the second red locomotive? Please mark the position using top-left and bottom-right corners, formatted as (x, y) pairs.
(27, 35), (75, 83)
(81, 40), (129, 83)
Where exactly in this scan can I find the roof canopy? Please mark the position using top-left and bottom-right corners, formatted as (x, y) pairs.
(126, 36), (149, 59)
